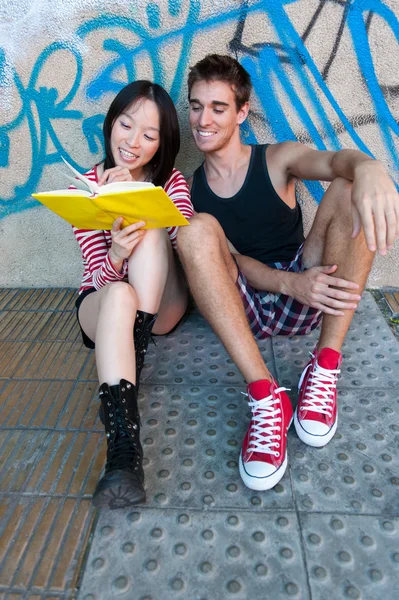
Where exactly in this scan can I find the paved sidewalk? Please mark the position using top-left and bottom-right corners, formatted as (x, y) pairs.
(0, 289), (398, 600)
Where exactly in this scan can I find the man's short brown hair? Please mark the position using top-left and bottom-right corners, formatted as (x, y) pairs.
(188, 54), (252, 111)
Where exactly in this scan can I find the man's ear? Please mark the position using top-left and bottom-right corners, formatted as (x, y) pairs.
(237, 102), (249, 125)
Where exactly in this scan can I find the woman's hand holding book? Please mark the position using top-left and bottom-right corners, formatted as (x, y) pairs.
(109, 217), (146, 270)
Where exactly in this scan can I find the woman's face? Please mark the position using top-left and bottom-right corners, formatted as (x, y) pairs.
(110, 98), (161, 181)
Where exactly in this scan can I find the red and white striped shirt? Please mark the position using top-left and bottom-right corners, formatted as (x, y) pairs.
(73, 165), (193, 293)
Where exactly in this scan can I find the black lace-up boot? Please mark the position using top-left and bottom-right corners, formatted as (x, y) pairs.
(97, 311), (157, 426)
(92, 379), (146, 509)
(134, 310), (157, 390)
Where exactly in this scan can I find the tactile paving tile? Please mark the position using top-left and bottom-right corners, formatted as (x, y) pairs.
(0, 430), (106, 496)
(0, 311), (80, 343)
(0, 380), (77, 429)
(0, 312), (54, 342)
(79, 310), (274, 384)
(0, 341), (91, 380)
(0, 289), (19, 310)
(0, 430), (104, 496)
(273, 292), (399, 389)
(300, 513), (399, 599)
(137, 384), (294, 510)
(288, 388), (399, 515)
(0, 380), (101, 431)
(77, 508), (309, 600)
(0, 288), (76, 311)
(0, 495), (93, 596)
(2, 288), (399, 600)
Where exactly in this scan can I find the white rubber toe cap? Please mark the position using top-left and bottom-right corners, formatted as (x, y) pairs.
(300, 419), (330, 436)
(294, 410), (337, 448)
(239, 452), (287, 491)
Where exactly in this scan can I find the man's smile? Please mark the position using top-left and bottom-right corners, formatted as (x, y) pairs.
(197, 130), (217, 137)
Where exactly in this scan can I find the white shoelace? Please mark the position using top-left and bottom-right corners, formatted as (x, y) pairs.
(300, 361), (340, 416)
(242, 387), (289, 457)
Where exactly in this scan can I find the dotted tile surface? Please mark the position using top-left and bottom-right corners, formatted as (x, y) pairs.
(274, 295), (399, 389)
(301, 513), (399, 599)
(137, 384), (294, 510)
(289, 387), (399, 515)
(1, 290), (399, 600)
(77, 292), (399, 600)
(78, 509), (309, 600)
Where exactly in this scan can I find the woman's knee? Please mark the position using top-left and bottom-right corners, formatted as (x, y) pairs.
(139, 227), (169, 250)
(100, 281), (138, 310)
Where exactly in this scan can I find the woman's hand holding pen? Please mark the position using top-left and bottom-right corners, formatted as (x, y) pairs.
(98, 166), (133, 186)
(109, 218), (146, 270)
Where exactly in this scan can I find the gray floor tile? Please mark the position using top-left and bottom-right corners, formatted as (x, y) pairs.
(300, 513), (399, 599)
(289, 388), (399, 515)
(78, 508), (309, 600)
(273, 292), (399, 389)
(2, 288), (399, 600)
(139, 384), (293, 510)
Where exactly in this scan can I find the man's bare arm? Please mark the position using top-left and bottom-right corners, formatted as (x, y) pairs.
(235, 252), (360, 317)
(269, 142), (399, 254)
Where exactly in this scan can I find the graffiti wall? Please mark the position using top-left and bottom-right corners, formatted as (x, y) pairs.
(1, 0), (398, 286)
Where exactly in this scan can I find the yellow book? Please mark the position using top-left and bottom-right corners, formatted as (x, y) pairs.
(32, 158), (190, 230)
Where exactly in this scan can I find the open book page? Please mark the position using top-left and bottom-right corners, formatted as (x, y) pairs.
(61, 157), (99, 195)
(56, 170), (95, 193)
(61, 157), (155, 195)
(97, 180), (154, 194)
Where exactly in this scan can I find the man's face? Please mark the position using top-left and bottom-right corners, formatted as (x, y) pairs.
(189, 80), (247, 153)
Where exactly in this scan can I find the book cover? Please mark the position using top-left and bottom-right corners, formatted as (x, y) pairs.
(32, 158), (190, 230)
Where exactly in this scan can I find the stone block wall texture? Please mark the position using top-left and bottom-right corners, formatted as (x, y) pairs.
(1, 0), (398, 287)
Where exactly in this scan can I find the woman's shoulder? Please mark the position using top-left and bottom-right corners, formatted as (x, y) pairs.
(164, 168), (189, 190)
(84, 164), (101, 182)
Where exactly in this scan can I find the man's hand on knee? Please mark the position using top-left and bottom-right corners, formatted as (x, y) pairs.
(284, 265), (361, 316)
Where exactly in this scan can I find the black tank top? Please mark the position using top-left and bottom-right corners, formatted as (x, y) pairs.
(191, 144), (304, 265)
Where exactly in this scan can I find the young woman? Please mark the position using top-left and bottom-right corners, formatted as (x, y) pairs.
(73, 81), (193, 509)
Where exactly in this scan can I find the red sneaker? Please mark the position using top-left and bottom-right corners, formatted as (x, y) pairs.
(294, 347), (341, 447)
(239, 378), (293, 491)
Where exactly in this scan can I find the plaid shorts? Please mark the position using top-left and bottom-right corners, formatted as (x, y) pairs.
(235, 244), (322, 339)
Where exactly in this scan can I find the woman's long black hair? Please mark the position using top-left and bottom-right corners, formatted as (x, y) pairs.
(102, 81), (180, 187)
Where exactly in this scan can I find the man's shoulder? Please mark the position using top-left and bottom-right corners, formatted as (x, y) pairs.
(264, 141), (302, 171)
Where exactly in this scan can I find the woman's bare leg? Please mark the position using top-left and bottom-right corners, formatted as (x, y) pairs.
(127, 228), (188, 334)
(77, 282), (138, 385)
(78, 230), (188, 385)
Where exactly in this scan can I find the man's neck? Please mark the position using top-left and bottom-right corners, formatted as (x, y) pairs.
(203, 138), (250, 180)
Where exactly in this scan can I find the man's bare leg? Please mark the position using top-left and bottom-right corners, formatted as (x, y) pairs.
(176, 213), (271, 383)
(297, 177), (376, 447)
(303, 177), (375, 351)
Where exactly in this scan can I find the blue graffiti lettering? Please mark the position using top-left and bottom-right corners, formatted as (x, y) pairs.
(1, 0), (398, 218)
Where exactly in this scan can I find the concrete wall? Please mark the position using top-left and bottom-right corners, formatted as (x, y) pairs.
(1, 0), (398, 288)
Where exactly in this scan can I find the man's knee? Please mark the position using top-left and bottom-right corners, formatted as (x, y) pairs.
(176, 213), (222, 258)
(326, 177), (353, 217)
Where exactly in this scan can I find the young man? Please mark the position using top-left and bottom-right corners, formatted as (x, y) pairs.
(176, 54), (399, 492)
